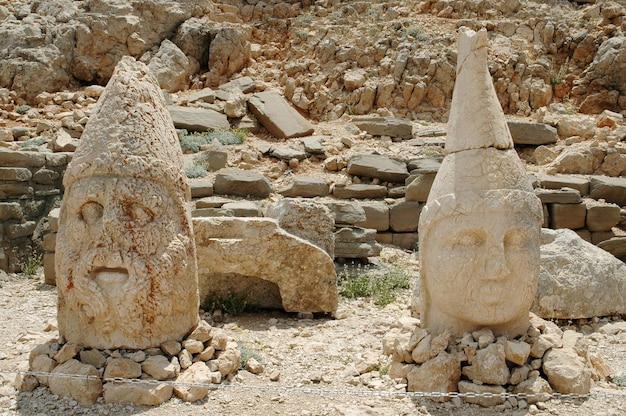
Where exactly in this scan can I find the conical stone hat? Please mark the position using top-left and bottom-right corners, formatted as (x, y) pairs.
(64, 56), (190, 201)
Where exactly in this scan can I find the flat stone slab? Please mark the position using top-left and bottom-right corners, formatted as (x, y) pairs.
(324, 202), (367, 225)
(168, 106), (230, 131)
(507, 120), (558, 145)
(300, 136), (326, 155)
(248, 90), (314, 139)
(334, 227), (382, 258)
(269, 146), (307, 161)
(347, 154), (409, 183)
(597, 237), (626, 260)
(407, 157), (442, 173)
(332, 184), (388, 199)
(536, 174), (590, 196)
(213, 168), (272, 198)
(221, 201), (262, 217)
(194, 217), (338, 313)
(278, 175), (329, 198)
(589, 176), (626, 206)
(195, 196), (234, 209)
(351, 116), (413, 139)
(535, 187), (582, 204)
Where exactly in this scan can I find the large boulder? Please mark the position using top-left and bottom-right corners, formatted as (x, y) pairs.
(147, 39), (194, 92)
(194, 217), (338, 313)
(534, 228), (626, 319)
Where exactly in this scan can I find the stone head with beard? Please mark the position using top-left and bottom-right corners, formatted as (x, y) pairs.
(56, 57), (199, 349)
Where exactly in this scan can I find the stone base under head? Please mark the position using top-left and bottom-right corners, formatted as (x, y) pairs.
(384, 313), (599, 408)
(20, 320), (240, 406)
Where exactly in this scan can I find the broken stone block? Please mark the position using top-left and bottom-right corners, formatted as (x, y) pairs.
(194, 217), (337, 313)
(351, 116), (414, 139)
(334, 227), (382, 259)
(265, 198), (335, 258)
(347, 154), (409, 183)
(213, 168), (272, 198)
(248, 90), (314, 139)
(103, 381), (173, 406)
(332, 184), (387, 199)
(507, 121), (558, 145)
(168, 106), (230, 131)
(278, 175), (329, 198)
(49, 359), (102, 406)
(406, 351), (460, 395)
(549, 203), (587, 229)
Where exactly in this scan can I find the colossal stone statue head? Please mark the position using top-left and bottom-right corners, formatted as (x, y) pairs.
(417, 28), (543, 338)
(56, 57), (199, 349)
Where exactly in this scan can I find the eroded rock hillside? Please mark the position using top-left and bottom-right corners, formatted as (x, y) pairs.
(1, 0), (625, 120)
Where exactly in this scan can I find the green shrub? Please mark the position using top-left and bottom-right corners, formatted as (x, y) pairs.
(338, 263), (411, 307)
(202, 293), (251, 316)
(19, 136), (47, 148)
(238, 344), (264, 370)
(16, 105), (31, 115)
(21, 255), (42, 276)
(184, 164), (207, 178)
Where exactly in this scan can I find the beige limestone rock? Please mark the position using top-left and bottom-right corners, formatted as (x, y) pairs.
(49, 359), (102, 406)
(417, 28), (543, 339)
(31, 354), (56, 386)
(103, 358), (142, 379)
(53, 342), (82, 364)
(512, 376), (553, 404)
(542, 348), (592, 394)
(505, 340), (531, 366)
(406, 351), (460, 394)
(55, 57), (199, 350)
(217, 348), (241, 377)
(462, 343), (510, 385)
(194, 217), (337, 313)
(174, 362), (212, 402)
(103, 381), (173, 406)
(188, 320), (213, 343)
(142, 355), (179, 381)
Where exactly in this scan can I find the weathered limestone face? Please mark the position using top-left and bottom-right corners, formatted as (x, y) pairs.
(56, 57), (198, 349)
(417, 28), (543, 338)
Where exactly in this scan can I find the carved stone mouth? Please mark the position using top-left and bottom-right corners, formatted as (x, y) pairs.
(93, 267), (129, 285)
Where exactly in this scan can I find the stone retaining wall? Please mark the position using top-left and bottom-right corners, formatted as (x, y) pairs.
(0, 149), (69, 272)
(1, 149), (624, 280)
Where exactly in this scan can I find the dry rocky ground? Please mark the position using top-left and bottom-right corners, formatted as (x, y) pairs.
(0, 248), (625, 416)
(1, 0), (626, 414)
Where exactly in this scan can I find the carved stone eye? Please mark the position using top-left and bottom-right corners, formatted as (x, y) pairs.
(79, 201), (103, 224)
(454, 231), (483, 248)
(504, 229), (525, 247)
(126, 202), (154, 226)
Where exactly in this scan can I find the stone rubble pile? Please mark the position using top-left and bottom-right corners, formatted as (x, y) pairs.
(383, 314), (610, 410)
(17, 320), (241, 406)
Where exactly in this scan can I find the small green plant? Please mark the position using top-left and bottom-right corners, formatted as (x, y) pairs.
(202, 293), (251, 316)
(338, 263), (411, 307)
(184, 164), (207, 179)
(179, 128), (245, 153)
(16, 105), (31, 115)
(238, 343), (264, 370)
(550, 57), (569, 85)
(611, 375), (626, 387)
(405, 24), (428, 41)
(21, 254), (42, 276)
(297, 14), (313, 25)
(19, 136), (47, 148)
(296, 28), (309, 40)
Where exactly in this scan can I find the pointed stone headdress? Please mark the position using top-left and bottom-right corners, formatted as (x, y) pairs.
(63, 56), (190, 201)
(419, 27), (543, 229)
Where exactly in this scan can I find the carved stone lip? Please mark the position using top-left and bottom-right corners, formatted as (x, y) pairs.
(93, 267), (129, 284)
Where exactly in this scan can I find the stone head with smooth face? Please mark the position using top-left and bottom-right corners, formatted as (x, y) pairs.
(417, 28), (543, 338)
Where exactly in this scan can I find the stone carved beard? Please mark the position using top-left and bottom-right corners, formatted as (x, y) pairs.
(56, 176), (198, 349)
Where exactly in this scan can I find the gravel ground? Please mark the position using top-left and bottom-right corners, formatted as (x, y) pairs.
(0, 249), (625, 416)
